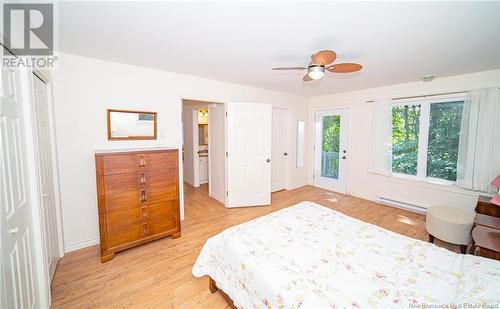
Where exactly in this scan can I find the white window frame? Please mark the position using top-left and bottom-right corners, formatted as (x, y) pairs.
(391, 93), (466, 184)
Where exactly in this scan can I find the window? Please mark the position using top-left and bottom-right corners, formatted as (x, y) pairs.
(321, 115), (340, 179)
(392, 104), (421, 175)
(391, 98), (464, 182)
(426, 101), (464, 181)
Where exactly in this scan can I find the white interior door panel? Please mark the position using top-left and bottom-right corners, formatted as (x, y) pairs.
(226, 103), (271, 207)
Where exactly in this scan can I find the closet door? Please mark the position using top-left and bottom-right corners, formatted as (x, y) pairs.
(32, 75), (59, 280)
(1, 62), (41, 309)
(271, 108), (288, 192)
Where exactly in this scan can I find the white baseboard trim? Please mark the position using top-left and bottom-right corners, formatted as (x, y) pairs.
(64, 237), (100, 253)
(286, 182), (308, 191)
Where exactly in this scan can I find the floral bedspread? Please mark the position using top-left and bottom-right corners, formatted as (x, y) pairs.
(192, 202), (500, 308)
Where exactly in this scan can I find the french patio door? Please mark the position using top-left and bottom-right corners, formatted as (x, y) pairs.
(314, 109), (349, 194)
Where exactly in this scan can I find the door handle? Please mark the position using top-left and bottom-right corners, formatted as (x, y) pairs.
(284, 153), (288, 156)
(342, 156), (346, 159)
(266, 159), (270, 163)
(7, 227), (18, 235)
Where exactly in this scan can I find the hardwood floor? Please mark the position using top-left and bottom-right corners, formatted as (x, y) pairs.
(51, 184), (458, 308)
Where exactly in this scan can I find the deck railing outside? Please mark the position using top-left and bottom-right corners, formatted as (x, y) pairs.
(321, 151), (339, 179)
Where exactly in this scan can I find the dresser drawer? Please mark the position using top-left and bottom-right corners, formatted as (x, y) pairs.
(106, 207), (146, 234)
(99, 151), (177, 175)
(147, 216), (178, 236)
(106, 204), (178, 248)
(103, 169), (178, 212)
(107, 224), (145, 249)
(147, 201), (178, 221)
(103, 173), (142, 212)
(106, 202), (178, 236)
(144, 181), (178, 205)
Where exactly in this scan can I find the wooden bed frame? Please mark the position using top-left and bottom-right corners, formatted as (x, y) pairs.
(209, 277), (236, 308)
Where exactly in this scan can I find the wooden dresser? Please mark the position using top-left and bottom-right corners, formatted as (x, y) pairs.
(95, 148), (181, 262)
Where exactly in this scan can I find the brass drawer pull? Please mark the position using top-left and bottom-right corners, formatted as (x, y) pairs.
(138, 154), (146, 167)
(142, 222), (148, 236)
(140, 189), (147, 203)
(139, 172), (146, 185)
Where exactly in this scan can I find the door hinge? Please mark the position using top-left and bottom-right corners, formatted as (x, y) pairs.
(225, 112), (228, 117)
(225, 151), (228, 157)
(226, 190), (228, 196)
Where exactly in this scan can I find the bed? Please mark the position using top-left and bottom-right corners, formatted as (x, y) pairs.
(192, 202), (500, 308)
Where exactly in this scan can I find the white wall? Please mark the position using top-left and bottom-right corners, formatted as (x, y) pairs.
(208, 103), (226, 204)
(182, 105), (196, 186)
(308, 70), (500, 212)
(52, 53), (309, 252)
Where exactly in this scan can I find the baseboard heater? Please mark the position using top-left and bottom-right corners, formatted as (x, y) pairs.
(375, 196), (427, 214)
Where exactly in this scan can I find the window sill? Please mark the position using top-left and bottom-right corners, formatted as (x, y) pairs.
(371, 172), (481, 197)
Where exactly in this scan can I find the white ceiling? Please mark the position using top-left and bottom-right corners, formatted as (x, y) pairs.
(58, 1), (500, 97)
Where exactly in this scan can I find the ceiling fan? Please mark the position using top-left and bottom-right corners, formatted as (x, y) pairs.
(272, 50), (363, 81)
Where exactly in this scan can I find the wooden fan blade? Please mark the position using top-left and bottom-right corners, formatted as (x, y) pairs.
(303, 74), (312, 81)
(272, 67), (306, 71)
(327, 63), (363, 73)
(312, 50), (337, 65)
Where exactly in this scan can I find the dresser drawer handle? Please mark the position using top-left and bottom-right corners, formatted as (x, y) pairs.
(139, 154), (146, 167)
(140, 189), (147, 203)
(142, 222), (148, 236)
(139, 172), (146, 185)
(141, 206), (148, 219)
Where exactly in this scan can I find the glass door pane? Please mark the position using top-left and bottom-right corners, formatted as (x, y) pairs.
(321, 115), (340, 179)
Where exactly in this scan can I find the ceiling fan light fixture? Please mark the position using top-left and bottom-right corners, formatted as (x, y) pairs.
(308, 65), (325, 80)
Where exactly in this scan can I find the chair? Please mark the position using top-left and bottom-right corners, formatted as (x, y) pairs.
(426, 206), (475, 254)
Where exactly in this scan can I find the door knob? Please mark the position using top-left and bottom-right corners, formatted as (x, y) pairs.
(7, 227), (18, 235)
(284, 153), (288, 156)
(342, 156), (346, 159)
(266, 159), (270, 163)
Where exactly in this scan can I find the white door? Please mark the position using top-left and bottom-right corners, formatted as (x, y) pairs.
(314, 109), (349, 193)
(1, 65), (40, 308)
(271, 108), (287, 192)
(32, 75), (59, 281)
(226, 103), (271, 207)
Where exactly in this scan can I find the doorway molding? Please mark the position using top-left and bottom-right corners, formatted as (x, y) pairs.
(179, 97), (227, 209)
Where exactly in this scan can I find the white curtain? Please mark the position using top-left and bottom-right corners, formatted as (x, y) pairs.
(456, 88), (500, 193)
(369, 99), (393, 176)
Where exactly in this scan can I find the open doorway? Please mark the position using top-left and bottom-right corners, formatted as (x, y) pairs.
(182, 99), (226, 205)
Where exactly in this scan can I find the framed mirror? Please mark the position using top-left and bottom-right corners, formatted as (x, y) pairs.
(107, 109), (157, 140)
